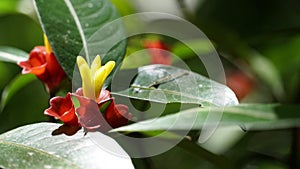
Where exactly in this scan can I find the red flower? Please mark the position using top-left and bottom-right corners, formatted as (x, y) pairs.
(73, 93), (108, 132)
(44, 93), (79, 126)
(226, 71), (255, 100)
(18, 46), (66, 93)
(74, 88), (131, 131)
(144, 40), (172, 65)
(74, 89), (132, 131)
(104, 99), (132, 129)
(44, 88), (132, 132)
(75, 88), (111, 106)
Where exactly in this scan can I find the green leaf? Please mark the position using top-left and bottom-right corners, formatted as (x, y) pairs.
(133, 139), (236, 169)
(112, 65), (238, 106)
(0, 0), (19, 15)
(110, 0), (136, 16)
(0, 75), (49, 133)
(34, 0), (126, 78)
(172, 39), (215, 60)
(0, 62), (21, 93)
(112, 104), (300, 132)
(248, 52), (285, 101)
(0, 142), (80, 169)
(0, 123), (134, 169)
(0, 14), (43, 52)
(0, 74), (36, 111)
(177, 140), (236, 169)
(0, 46), (28, 63)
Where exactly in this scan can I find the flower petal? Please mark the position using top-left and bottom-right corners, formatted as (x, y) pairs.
(77, 56), (94, 99)
(44, 34), (53, 54)
(73, 94), (110, 132)
(94, 66), (106, 98)
(144, 40), (172, 65)
(93, 61), (115, 98)
(91, 55), (101, 75)
(97, 89), (111, 104)
(18, 46), (47, 76)
(18, 46), (66, 93)
(44, 93), (79, 126)
(45, 52), (66, 91)
(104, 99), (132, 129)
(104, 61), (115, 77)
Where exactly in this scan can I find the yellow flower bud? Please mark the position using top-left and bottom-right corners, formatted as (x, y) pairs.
(43, 34), (53, 54)
(76, 55), (115, 99)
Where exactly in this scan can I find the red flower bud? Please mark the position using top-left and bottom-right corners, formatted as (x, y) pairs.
(104, 99), (132, 129)
(44, 93), (79, 126)
(226, 71), (255, 100)
(144, 40), (172, 65)
(18, 46), (66, 93)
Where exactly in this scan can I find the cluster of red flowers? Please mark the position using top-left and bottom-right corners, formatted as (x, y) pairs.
(18, 37), (131, 133)
(44, 88), (132, 132)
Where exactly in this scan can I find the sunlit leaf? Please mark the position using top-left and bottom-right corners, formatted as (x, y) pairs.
(112, 104), (300, 132)
(0, 46), (28, 64)
(0, 123), (134, 169)
(112, 65), (238, 106)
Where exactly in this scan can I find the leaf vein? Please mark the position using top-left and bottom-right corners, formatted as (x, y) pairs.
(64, 0), (90, 64)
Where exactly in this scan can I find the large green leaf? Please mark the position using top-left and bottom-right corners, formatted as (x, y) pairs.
(0, 123), (134, 169)
(112, 104), (300, 132)
(0, 46), (28, 63)
(34, 0), (126, 78)
(112, 65), (238, 106)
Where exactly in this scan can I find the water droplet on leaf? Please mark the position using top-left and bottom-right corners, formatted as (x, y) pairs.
(88, 3), (93, 8)
(27, 152), (34, 156)
(44, 165), (52, 169)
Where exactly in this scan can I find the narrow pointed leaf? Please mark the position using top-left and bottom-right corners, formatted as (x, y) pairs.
(112, 104), (300, 132)
(0, 46), (28, 63)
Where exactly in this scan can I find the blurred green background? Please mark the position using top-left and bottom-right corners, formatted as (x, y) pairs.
(0, 0), (47, 134)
